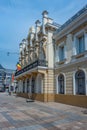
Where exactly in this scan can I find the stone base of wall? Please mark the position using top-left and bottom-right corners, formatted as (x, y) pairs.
(17, 93), (28, 99)
(17, 93), (44, 102)
(32, 93), (44, 102)
(17, 93), (87, 108)
(17, 93), (55, 102)
(44, 94), (55, 102)
(55, 94), (87, 108)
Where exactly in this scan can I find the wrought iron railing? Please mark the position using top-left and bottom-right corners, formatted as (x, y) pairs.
(15, 60), (48, 76)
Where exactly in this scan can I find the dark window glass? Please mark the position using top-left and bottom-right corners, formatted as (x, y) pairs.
(58, 74), (64, 94)
(77, 35), (84, 54)
(75, 70), (85, 95)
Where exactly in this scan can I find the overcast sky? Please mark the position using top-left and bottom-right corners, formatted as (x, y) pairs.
(0, 0), (87, 70)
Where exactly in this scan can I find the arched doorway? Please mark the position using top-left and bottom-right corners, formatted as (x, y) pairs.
(58, 74), (64, 94)
(75, 70), (85, 95)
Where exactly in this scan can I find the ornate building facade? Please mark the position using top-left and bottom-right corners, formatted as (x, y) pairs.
(15, 11), (59, 101)
(15, 5), (87, 107)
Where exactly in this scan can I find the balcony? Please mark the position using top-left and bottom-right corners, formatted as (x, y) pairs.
(15, 60), (48, 76)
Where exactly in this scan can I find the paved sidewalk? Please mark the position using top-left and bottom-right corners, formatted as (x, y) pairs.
(0, 93), (87, 130)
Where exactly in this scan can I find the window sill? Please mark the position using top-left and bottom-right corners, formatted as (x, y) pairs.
(75, 53), (84, 58)
(57, 59), (66, 65)
(72, 51), (87, 59)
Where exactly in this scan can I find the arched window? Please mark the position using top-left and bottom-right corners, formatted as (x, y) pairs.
(58, 74), (64, 94)
(75, 70), (85, 95)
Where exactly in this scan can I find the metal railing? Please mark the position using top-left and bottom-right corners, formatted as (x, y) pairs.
(56, 5), (87, 33)
(15, 60), (48, 76)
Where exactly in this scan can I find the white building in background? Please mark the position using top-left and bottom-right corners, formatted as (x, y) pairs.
(0, 64), (5, 91)
(0, 64), (15, 92)
(4, 69), (16, 92)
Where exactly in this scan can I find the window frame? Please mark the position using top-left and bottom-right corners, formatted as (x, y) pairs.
(58, 74), (65, 94)
(59, 45), (65, 61)
(75, 70), (85, 95)
(76, 34), (85, 54)
(56, 41), (67, 64)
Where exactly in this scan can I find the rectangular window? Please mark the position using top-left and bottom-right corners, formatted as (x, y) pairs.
(59, 46), (64, 61)
(77, 35), (84, 54)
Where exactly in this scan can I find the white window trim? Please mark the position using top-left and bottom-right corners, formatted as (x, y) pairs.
(73, 29), (86, 56)
(56, 42), (67, 63)
(73, 68), (87, 95)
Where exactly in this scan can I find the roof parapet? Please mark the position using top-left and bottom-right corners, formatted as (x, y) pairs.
(56, 4), (87, 33)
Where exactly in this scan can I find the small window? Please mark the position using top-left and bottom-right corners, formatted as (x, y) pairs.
(77, 35), (84, 54)
(59, 46), (64, 61)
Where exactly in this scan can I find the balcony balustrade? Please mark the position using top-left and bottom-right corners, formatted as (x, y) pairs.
(15, 60), (48, 76)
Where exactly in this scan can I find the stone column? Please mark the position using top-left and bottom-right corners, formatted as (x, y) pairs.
(28, 48), (31, 63)
(42, 10), (48, 34)
(21, 55), (24, 67)
(25, 43), (28, 64)
(35, 20), (41, 42)
(55, 45), (59, 62)
(29, 78), (32, 94)
(19, 43), (22, 65)
(25, 79), (27, 93)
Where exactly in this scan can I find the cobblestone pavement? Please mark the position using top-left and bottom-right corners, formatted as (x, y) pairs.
(0, 93), (87, 130)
